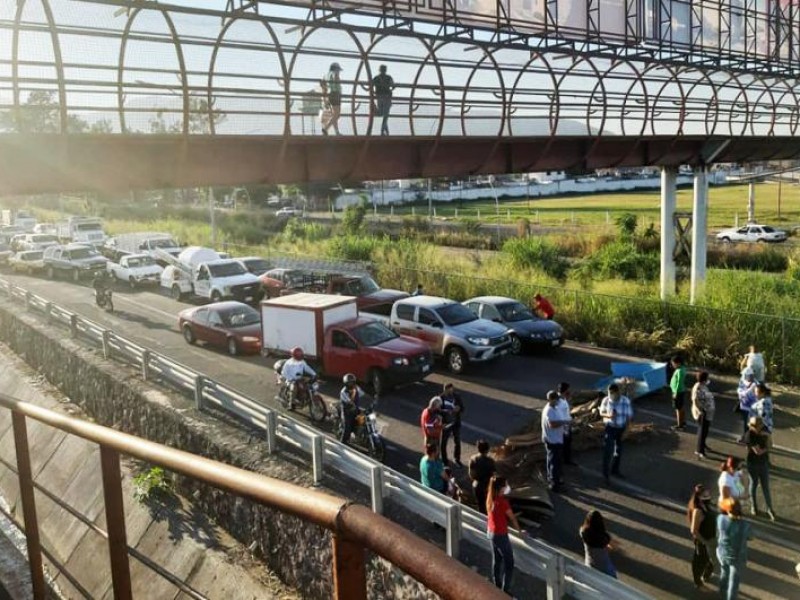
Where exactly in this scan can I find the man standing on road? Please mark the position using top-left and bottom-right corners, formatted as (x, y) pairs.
(599, 383), (633, 482)
(469, 440), (496, 514)
(542, 390), (570, 492)
(744, 416), (776, 521)
(440, 382), (464, 467)
(557, 382), (576, 465)
(671, 355), (688, 431)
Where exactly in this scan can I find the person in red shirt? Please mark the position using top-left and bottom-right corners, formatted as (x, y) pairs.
(533, 293), (555, 320)
(487, 475), (520, 594)
(420, 396), (443, 448)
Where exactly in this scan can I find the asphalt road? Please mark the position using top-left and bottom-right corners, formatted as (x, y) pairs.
(3, 271), (799, 600)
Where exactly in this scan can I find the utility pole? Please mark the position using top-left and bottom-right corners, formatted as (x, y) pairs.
(427, 178), (432, 218)
(777, 165), (783, 220)
(747, 181), (755, 223)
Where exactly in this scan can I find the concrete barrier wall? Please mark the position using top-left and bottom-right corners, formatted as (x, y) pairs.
(0, 302), (442, 599)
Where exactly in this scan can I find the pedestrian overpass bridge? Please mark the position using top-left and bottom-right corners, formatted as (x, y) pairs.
(2, 0), (800, 302)
(2, 0), (800, 194)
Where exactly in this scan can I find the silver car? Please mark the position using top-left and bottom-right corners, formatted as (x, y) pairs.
(389, 296), (512, 373)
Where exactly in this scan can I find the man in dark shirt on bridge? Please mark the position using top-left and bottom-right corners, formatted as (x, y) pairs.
(371, 65), (395, 136)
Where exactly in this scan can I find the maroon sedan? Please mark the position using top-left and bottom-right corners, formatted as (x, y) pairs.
(179, 301), (261, 356)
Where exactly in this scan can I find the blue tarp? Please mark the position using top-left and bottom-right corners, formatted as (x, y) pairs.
(593, 361), (668, 399)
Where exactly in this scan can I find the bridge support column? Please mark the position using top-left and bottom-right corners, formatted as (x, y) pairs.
(690, 167), (708, 305)
(660, 167), (677, 300)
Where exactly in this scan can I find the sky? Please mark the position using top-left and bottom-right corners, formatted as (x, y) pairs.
(0, 0), (796, 138)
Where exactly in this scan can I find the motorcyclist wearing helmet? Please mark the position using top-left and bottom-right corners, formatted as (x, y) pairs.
(280, 347), (316, 408)
(339, 373), (366, 444)
(92, 270), (112, 306)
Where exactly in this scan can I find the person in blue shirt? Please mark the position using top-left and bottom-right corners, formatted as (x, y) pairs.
(599, 383), (633, 482)
(717, 498), (751, 600)
(420, 442), (449, 494)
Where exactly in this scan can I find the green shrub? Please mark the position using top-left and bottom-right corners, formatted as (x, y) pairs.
(502, 237), (569, 280)
(460, 218), (483, 236)
(340, 202), (368, 235)
(283, 219), (329, 242)
(616, 212), (638, 238)
(581, 240), (660, 281)
(708, 245), (788, 273)
(133, 466), (173, 503)
(327, 234), (382, 261)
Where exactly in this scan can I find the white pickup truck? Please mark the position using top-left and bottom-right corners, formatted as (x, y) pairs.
(106, 253), (164, 288)
(156, 246), (262, 303)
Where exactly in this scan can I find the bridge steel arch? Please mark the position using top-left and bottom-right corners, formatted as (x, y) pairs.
(3, 0), (800, 194)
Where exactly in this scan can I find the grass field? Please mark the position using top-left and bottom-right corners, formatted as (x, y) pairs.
(376, 182), (800, 229)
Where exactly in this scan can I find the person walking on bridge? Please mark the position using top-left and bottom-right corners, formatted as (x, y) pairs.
(370, 64), (394, 136)
(321, 62), (343, 136)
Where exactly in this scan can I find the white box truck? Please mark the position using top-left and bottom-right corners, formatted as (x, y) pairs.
(103, 232), (183, 263)
(156, 246), (261, 303)
(56, 216), (106, 245)
(1, 209), (37, 232)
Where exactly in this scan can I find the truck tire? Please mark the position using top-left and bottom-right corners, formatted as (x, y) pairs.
(171, 285), (184, 301)
(128, 276), (137, 290)
(368, 368), (386, 398)
(210, 290), (222, 303)
(445, 346), (467, 374)
(227, 337), (238, 356)
(182, 325), (196, 345)
(71, 268), (79, 282)
(46, 265), (54, 279)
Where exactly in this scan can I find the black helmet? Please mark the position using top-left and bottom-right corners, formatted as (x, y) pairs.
(343, 373), (357, 385)
(329, 62), (342, 72)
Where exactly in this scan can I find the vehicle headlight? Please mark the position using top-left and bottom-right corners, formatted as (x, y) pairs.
(467, 336), (490, 346)
(242, 336), (259, 342)
(392, 357), (409, 366)
(531, 332), (543, 339)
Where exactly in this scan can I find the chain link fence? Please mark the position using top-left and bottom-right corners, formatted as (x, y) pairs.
(374, 265), (800, 383)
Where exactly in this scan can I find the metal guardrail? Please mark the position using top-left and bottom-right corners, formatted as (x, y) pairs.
(0, 393), (507, 600)
(0, 277), (651, 600)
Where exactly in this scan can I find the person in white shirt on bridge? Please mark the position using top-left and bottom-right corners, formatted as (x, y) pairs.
(542, 390), (571, 492)
(599, 383), (633, 482)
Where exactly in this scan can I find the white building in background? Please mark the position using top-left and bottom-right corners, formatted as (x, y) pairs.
(336, 168), (732, 210)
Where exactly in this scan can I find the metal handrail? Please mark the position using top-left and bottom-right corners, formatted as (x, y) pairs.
(0, 393), (505, 600)
(0, 276), (652, 599)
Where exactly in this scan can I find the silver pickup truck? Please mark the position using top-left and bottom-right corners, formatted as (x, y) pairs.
(386, 296), (512, 373)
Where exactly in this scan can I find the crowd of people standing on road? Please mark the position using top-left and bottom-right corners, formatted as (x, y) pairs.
(412, 342), (784, 597)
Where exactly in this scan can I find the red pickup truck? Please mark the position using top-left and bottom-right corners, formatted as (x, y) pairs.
(327, 275), (409, 315)
(261, 294), (431, 396)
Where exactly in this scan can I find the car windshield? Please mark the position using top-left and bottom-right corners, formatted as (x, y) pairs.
(23, 251), (43, 260)
(32, 235), (57, 243)
(208, 262), (247, 277)
(68, 247), (97, 260)
(76, 223), (102, 232)
(437, 303), (478, 326)
(244, 259), (270, 274)
(347, 276), (380, 295)
(127, 256), (155, 268)
(219, 305), (260, 328)
(352, 322), (398, 346)
(498, 302), (536, 322)
(151, 238), (179, 248)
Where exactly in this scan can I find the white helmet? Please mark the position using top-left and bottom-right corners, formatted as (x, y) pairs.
(343, 373), (357, 385)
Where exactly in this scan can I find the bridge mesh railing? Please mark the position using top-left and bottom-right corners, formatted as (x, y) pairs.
(0, 0), (798, 141)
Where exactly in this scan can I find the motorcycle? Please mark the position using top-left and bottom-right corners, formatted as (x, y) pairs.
(94, 288), (114, 313)
(333, 402), (386, 463)
(273, 359), (327, 423)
